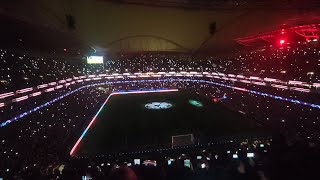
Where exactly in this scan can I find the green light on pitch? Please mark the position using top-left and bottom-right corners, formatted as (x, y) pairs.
(189, 100), (203, 107)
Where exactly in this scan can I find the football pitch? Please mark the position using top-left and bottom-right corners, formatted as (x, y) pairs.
(71, 89), (256, 157)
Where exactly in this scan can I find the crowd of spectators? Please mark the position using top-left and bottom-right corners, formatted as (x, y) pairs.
(1, 44), (320, 93)
(219, 45), (320, 82)
(0, 44), (320, 179)
(0, 49), (83, 93)
(0, 79), (319, 179)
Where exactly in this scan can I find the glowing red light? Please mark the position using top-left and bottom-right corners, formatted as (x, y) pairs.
(279, 39), (285, 45)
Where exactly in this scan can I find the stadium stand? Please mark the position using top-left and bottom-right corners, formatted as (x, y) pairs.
(0, 43), (320, 179)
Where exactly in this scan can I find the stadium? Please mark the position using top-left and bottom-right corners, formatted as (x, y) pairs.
(0, 0), (320, 179)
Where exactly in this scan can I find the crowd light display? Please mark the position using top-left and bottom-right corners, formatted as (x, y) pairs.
(1, 77), (320, 128)
(69, 88), (178, 156)
(0, 71), (317, 107)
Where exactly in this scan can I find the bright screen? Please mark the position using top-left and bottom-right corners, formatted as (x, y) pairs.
(232, 154), (238, 159)
(247, 153), (254, 158)
(87, 56), (104, 64)
(134, 159), (140, 165)
(184, 159), (191, 168)
(201, 163), (206, 169)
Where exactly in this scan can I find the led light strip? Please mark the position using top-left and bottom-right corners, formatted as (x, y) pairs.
(0, 71), (315, 107)
(1, 79), (319, 128)
(192, 79), (320, 109)
(0, 87), (86, 127)
(0, 92), (14, 99)
(69, 88), (178, 156)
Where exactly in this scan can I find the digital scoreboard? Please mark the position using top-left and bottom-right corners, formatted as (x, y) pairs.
(87, 56), (104, 64)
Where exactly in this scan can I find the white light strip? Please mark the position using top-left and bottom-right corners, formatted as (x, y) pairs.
(55, 85), (63, 89)
(13, 95), (29, 102)
(37, 84), (48, 89)
(44, 88), (54, 92)
(288, 80), (303, 85)
(49, 82), (56, 86)
(249, 76), (262, 80)
(152, 74), (162, 77)
(31, 91), (41, 97)
(0, 92), (14, 99)
(252, 81), (266, 86)
(271, 84), (288, 89)
(240, 80), (251, 83)
(16, 87), (33, 94)
(264, 78), (279, 82)
(291, 87), (310, 92)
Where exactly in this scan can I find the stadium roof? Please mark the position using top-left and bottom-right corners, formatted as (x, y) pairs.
(100, 0), (320, 10)
(1, 0), (320, 55)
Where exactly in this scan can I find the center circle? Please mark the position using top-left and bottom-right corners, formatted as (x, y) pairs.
(145, 102), (173, 110)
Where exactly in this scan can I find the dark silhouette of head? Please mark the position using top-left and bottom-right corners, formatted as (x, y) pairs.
(108, 167), (138, 180)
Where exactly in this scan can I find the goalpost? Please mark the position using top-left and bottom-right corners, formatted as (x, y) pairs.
(171, 134), (194, 148)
